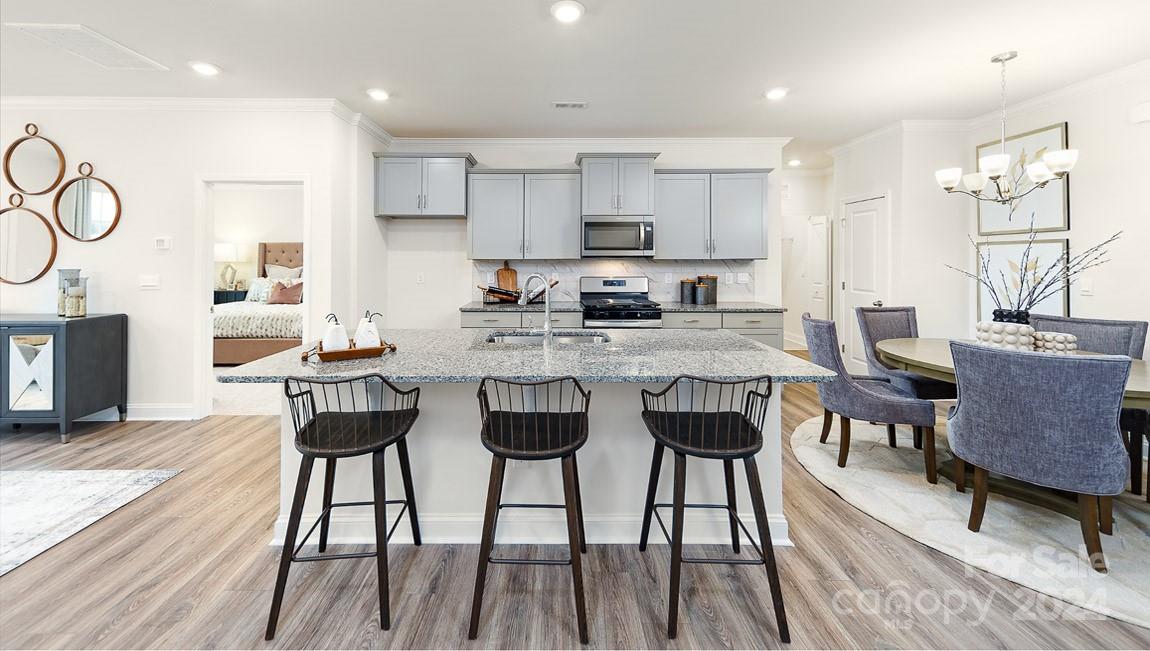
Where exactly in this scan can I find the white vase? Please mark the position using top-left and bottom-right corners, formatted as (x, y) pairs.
(974, 321), (1035, 351)
(1032, 331), (1079, 355)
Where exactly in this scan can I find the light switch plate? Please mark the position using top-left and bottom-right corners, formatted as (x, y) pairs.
(486, 272), (495, 285)
(1079, 278), (1094, 296)
(153, 236), (172, 251)
(663, 272), (672, 284)
(415, 272), (425, 285)
(139, 274), (161, 289)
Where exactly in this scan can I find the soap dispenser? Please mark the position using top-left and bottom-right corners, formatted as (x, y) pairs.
(321, 313), (350, 351)
(354, 311), (383, 349)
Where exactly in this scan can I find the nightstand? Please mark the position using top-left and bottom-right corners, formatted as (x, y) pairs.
(214, 290), (248, 305)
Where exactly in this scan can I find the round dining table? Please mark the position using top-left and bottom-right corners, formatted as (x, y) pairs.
(876, 337), (1150, 409)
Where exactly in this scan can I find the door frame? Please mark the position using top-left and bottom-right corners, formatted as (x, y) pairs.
(192, 174), (312, 420)
(834, 192), (892, 370)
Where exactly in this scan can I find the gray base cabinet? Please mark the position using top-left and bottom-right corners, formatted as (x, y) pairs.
(1, 314), (127, 443)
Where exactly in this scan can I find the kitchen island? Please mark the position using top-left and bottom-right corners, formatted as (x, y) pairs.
(219, 328), (834, 546)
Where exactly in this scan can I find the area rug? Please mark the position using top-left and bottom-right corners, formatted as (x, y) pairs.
(0, 469), (180, 576)
(791, 416), (1150, 629)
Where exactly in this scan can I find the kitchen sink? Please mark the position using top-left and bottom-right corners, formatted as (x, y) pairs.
(487, 332), (611, 345)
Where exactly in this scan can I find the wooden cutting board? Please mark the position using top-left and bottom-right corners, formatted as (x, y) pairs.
(496, 260), (517, 293)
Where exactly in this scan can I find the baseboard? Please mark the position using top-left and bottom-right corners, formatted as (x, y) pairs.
(783, 332), (806, 350)
(272, 510), (791, 547)
(77, 404), (196, 422)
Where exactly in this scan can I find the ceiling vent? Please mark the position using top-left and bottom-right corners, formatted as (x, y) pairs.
(552, 101), (588, 109)
(3, 23), (168, 71)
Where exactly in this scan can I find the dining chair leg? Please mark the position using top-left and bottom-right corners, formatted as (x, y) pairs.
(723, 459), (740, 554)
(571, 452), (588, 554)
(638, 443), (664, 551)
(912, 426), (923, 450)
(954, 456), (966, 493)
(371, 449), (391, 630)
(819, 409), (833, 444)
(922, 426), (938, 484)
(562, 455), (589, 644)
(318, 458), (336, 553)
(1098, 496), (1113, 535)
(468, 456), (506, 640)
(837, 417), (851, 468)
(1077, 494), (1107, 573)
(1128, 430), (1143, 496)
(396, 439), (422, 545)
(967, 465), (989, 532)
(886, 424), (897, 448)
(266, 456), (314, 640)
(744, 455), (791, 644)
(667, 452), (687, 639)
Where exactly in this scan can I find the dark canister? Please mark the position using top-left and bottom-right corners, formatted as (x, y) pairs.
(697, 275), (718, 304)
(680, 278), (696, 304)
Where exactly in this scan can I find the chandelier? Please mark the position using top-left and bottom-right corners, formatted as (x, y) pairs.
(935, 51), (1078, 205)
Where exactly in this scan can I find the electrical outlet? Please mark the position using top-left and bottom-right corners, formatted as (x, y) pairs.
(486, 272), (495, 285)
(725, 273), (734, 284)
(153, 236), (172, 251)
(737, 273), (751, 284)
(663, 272), (672, 284)
(139, 274), (161, 289)
(416, 272), (425, 285)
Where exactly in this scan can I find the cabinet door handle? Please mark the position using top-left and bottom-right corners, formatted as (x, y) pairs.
(711, 239), (717, 254)
(684, 318), (700, 323)
(618, 194), (623, 209)
(482, 318), (499, 323)
(744, 319), (762, 324)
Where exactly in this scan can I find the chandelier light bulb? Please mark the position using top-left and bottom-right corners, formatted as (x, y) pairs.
(1025, 162), (1056, 184)
(962, 172), (989, 193)
(935, 168), (963, 191)
(978, 154), (1011, 179)
(1042, 149), (1078, 175)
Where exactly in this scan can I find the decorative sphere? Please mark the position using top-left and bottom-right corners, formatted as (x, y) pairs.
(991, 334), (1004, 343)
(1004, 324), (1018, 335)
(1005, 335), (1018, 344)
(1054, 335), (1066, 343)
(991, 323), (1005, 334)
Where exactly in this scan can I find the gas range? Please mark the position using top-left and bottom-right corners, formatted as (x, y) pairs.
(580, 276), (663, 328)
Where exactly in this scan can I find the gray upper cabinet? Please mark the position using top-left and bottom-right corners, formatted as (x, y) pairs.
(711, 172), (768, 259)
(524, 173), (580, 259)
(654, 174), (710, 259)
(375, 153), (475, 217)
(468, 174), (524, 260)
(577, 153), (657, 216)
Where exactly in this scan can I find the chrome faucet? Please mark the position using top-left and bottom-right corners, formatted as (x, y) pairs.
(519, 273), (553, 338)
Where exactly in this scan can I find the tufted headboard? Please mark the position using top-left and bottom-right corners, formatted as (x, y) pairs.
(257, 242), (303, 277)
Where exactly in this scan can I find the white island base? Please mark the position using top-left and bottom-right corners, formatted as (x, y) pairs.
(274, 382), (789, 547)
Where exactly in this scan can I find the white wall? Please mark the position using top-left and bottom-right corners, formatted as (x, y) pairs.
(779, 169), (832, 347)
(383, 138), (788, 327)
(211, 184), (304, 283)
(0, 99), (388, 417)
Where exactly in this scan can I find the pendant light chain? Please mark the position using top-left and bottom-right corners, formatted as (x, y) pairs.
(999, 57), (1008, 154)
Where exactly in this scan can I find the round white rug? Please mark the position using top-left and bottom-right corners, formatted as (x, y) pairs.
(791, 415), (1150, 629)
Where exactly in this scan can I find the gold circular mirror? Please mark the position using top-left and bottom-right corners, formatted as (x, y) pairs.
(0, 193), (58, 285)
(2, 123), (66, 196)
(53, 162), (121, 242)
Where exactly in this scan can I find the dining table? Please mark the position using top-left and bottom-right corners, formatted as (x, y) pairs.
(876, 337), (1150, 409)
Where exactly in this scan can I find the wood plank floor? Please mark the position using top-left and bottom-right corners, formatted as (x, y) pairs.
(1, 373), (1147, 649)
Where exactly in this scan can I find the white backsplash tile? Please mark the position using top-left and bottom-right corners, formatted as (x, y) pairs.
(473, 259), (756, 302)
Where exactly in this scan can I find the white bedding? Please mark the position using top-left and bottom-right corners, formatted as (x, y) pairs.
(213, 301), (302, 339)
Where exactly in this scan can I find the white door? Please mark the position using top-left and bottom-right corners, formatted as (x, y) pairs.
(421, 158), (467, 216)
(653, 174), (710, 259)
(376, 157), (422, 216)
(840, 196), (889, 375)
(524, 173), (580, 259)
(581, 157), (619, 215)
(618, 157), (654, 215)
(468, 174), (524, 260)
(808, 215), (831, 319)
(710, 172), (767, 259)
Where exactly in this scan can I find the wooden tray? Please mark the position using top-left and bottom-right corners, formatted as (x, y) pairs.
(301, 341), (397, 363)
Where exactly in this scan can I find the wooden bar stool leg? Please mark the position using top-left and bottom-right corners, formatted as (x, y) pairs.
(723, 459), (740, 553)
(667, 452), (687, 639)
(967, 466), (989, 532)
(265, 455), (314, 640)
(319, 458), (336, 553)
(819, 409), (833, 444)
(396, 439), (422, 545)
(372, 450), (391, 630)
(837, 417), (851, 468)
(571, 452), (588, 554)
(1077, 494), (1107, 573)
(468, 456), (506, 640)
(638, 443), (664, 551)
(562, 455), (589, 644)
(887, 424), (897, 448)
(745, 455), (790, 644)
(922, 426), (938, 484)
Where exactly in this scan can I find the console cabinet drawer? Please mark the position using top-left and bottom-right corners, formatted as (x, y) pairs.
(662, 312), (723, 329)
(522, 312), (583, 329)
(722, 312), (783, 329)
(460, 313), (523, 328)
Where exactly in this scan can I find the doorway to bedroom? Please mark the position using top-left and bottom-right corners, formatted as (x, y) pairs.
(207, 181), (306, 416)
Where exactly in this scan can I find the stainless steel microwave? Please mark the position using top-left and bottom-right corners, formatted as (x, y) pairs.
(581, 217), (654, 257)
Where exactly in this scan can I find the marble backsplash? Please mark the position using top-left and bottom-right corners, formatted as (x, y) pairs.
(472, 259), (756, 303)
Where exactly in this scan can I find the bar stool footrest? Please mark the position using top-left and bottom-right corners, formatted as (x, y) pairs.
(652, 502), (766, 566)
(290, 499), (409, 562)
(486, 501), (574, 566)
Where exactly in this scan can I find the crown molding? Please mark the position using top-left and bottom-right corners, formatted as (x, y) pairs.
(780, 167), (833, 177)
(0, 96), (350, 113)
(388, 136), (792, 150)
(826, 122), (903, 158)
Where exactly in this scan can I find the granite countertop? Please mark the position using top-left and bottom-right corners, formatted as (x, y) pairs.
(459, 301), (583, 313)
(660, 302), (785, 313)
(218, 328), (835, 385)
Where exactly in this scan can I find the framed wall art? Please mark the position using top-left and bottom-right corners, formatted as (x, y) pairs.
(976, 122), (1070, 236)
(975, 238), (1069, 322)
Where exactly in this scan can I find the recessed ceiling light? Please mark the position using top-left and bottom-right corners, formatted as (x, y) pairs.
(787, 159), (801, 167)
(367, 88), (390, 101)
(188, 61), (220, 76)
(765, 87), (789, 101)
(551, 1), (585, 23)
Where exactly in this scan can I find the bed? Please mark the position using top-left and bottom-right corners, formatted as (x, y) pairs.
(212, 242), (304, 365)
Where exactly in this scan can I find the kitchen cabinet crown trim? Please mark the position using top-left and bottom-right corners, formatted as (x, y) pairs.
(469, 168), (579, 174)
(574, 152), (660, 164)
(374, 152), (477, 166)
(655, 168), (774, 174)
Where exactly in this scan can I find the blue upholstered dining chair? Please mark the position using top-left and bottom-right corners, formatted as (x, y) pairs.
(947, 341), (1131, 573)
(801, 313), (941, 483)
(1029, 313), (1148, 501)
(855, 306), (957, 401)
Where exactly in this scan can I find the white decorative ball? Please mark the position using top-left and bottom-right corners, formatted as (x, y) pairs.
(991, 323), (1005, 334)
(1055, 335), (1066, 343)
(1005, 335), (1018, 344)
(1005, 324), (1018, 335)
(991, 334), (1003, 343)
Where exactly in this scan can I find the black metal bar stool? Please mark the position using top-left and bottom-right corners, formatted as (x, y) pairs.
(468, 376), (591, 644)
(265, 374), (422, 640)
(638, 374), (789, 643)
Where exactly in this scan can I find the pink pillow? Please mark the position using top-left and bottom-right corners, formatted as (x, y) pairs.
(267, 281), (304, 304)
